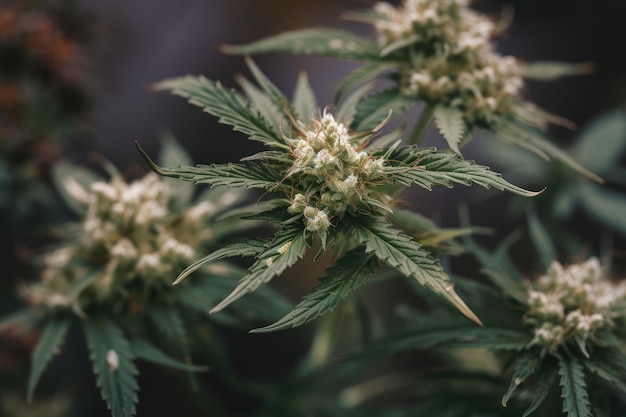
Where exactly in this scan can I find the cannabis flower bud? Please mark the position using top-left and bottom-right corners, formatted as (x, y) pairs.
(20, 173), (217, 315)
(525, 258), (626, 356)
(285, 112), (387, 241)
(372, 0), (524, 128)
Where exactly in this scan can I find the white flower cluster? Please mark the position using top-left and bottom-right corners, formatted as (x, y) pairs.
(286, 113), (385, 235)
(21, 174), (216, 312)
(525, 258), (626, 356)
(372, 0), (524, 127)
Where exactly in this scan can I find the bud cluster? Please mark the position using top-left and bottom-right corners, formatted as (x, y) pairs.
(286, 112), (386, 237)
(371, 0), (524, 127)
(524, 258), (626, 356)
(21, 174), (217, 313)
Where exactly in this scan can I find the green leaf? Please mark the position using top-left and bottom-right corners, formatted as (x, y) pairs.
(27, 318), (70, 402)
(334, 63), (393, 103)
(502, 352), (541, 407)
(251, 249), (379, 333)
(153, 75), (283, 147)
(495, 118), (603, 183)
(350, 216), (481, 325)
(522, 61), (594, 81)
(526, 208), (556, 269)
(584, 358), (626, 394)
(174, 240), (266, 285)
(293, 71), (318, 122)
(572, 109), (626, 175)
(381, 146), (542, 197)
(209, 225), (309, 314)
(243, 57), (297, 124)
(433, 106), (465, 153)
(137, 144), (282, 189)
(361, 315), (527, 358)
(522, 367), (558, 417)
(129, 339), (208, 372)
(579, 181), (626, 234)
(558, 356), (592, 417)
(158, 134), (195, 211)
(146, 307), (189, 359)
(222, 28), (388, 62)
(235, 75), (283, 135)
(83, 317), (139, 417)
(353, 88), (413, 131)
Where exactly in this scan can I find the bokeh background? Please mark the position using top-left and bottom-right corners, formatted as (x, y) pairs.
(2, 0), (626, 415)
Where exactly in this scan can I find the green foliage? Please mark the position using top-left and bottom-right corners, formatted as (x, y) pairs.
(221, 28), (388, 62)
(83, 317), (139, 417)
(27, 318), (70, 402)
(141, 58), (556, 331)
(558, 356), (592, 417)
(252, 249), (379, 333)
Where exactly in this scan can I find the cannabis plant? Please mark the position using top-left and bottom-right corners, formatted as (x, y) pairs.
(222, 0), (599, 181)
(10, 140), (289, 417)
(137, 54), (544, 334)
(360, 218), (626, 416)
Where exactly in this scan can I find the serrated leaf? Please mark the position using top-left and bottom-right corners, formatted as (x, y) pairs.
(129, 339), (208, 372)
(235, 74), (283, 131)
(335, 63), (393, 103)
(252, 249), (378, 333)
(222, 28), (388, 62)
(558, 356), (592, 417)
(350, 216), (481, 325)
(433, 106), (465, 153)
(579, 181), (626, 235)
(83, 317), (138, 417)
(293, 71), (318, 122)
(243, 57), (297, 124)
(353, 88), (413, 131)
(27, 318), (70, 402)
(209, 225), (308, 314)
(174, 240), (265, 284)
(153, 75), (283, 147)
(137, 143), (282, 189)
(381, 146), (542, 197)
(572, 109), (626, 175)
(502, 352), (541, 407)
(522, 61), (594, 81)
(522, 367), (558, 417)
(177, 262), (292, 326)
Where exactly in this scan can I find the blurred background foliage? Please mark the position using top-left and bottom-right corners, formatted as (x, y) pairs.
(1, 0), (625, 416)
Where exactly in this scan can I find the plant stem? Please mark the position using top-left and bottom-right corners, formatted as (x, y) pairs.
(407, 102), (435, 146)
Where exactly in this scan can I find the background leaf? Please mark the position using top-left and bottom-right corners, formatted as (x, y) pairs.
(222, 28), (387, 62)
(27, 318), (70, 402)
(83, 317), (139, 417)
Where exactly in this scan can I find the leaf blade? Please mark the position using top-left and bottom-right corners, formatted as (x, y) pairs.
(83, 317), (138, 417)
(27, 318), (70, 402)
(153, 75), (283, 146)
(350, 216), (481, 325)
(252, 249), (379, 333)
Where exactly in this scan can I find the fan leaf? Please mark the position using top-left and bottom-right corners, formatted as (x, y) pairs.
(83, 317), (139, 417)
(350, 216), (481, 324)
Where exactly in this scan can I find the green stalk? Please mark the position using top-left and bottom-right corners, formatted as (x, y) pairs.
(407, 102), (435, 147)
